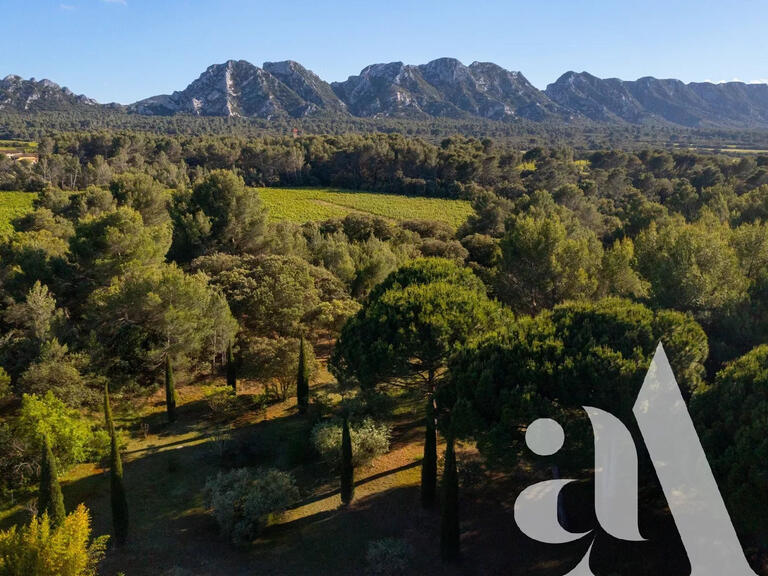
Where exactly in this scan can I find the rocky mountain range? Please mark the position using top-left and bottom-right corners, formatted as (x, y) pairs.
(4, 59), (768, 129)
(544, 71), (768, 127)
(0, 74), (97, 112)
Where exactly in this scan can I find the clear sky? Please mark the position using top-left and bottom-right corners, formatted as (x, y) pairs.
(3, 0), (767, 104)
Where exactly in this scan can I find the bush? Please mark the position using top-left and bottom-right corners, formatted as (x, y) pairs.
(18, 340), (98, 407)
(366, 538), (413, 576)
(311, 417), (391, 468)
(203, 467), (299, 544)
(242, 336), (317, 402)
(0, 367), (11, 401)
(202, 385), (239, 419)
(0, 504), (108, 576)
(15, 392), (109, 470)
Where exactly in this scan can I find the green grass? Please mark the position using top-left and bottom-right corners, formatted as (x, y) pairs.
(0, 191), (36, 238)
(257, 188), (473, 229)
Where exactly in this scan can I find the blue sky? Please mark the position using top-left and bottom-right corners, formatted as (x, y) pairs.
(3, 0), (767, 104)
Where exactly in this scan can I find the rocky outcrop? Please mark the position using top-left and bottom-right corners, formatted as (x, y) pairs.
(0, 75), (97, 112)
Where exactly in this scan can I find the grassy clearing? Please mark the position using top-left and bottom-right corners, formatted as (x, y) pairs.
(0, 362), (441, 576)
(0, 191), (35, 237)
(257, 188), (473, 229)
(0, 364), (691, 575)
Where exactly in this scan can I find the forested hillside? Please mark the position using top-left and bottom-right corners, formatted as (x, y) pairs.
(1, 132), (767, 575)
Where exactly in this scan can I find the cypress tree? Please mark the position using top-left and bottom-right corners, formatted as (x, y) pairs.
(440, 433), (460, 563)
(296, 337), (309, 414)
(340, 416), (354, 505)
(421, 394), (437, 508)
(226, 342), (237, 393)
(104, 382), (115, 437)
(37, 435), (65, 526)
(165, 354), (176, 423)
(105, 384), (129, 547)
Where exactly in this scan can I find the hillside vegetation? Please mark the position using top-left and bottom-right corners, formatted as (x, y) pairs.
(2, 136), (768, 575)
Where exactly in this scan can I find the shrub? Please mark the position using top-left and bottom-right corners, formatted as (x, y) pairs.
(311, 417), (391, 468)
(243, 336), (317, 402)
(365, 538), (413, 576)
(203, 385), (239, 419)
(203, 467), (299, 544)
(0, 367), (11, 402)
(18, 340), (97, 407)
(0, 504), (108, 576)
(15, 392), (109, 470)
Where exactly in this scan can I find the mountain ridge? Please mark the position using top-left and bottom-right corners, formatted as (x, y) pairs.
(4, 59), (768, 128)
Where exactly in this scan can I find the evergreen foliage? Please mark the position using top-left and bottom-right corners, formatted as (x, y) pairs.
(340, 416), (354, 505)
(226, 342), (237, 393)
(296, 336), (310, 413)
(440, 434), (460, 563)
(37, 435), (66, 527)
(421, 395), (437, 508)
(165, 355), (176, 423)
(104, 384), (128, 547)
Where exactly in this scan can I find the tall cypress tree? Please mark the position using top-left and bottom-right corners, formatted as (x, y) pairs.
(226, 342), (237, 393)
(440, 433), (460, 563)
(165, 354), (176, 423)
(421, 394), (437, 508)
(104, 383), (115, 437)
(37, 435), (65, 526)
(296, 337), (310, 414)
(105, 384), (129, 547)
(340, 416), (354, 505)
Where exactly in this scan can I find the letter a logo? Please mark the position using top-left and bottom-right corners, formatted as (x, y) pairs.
(514, 343), (757, 575)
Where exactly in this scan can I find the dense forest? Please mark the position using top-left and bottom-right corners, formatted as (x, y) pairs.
(5, 109), (768, 150)
(1, 129), (768, 575)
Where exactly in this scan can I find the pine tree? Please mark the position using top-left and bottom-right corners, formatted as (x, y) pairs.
(421, 394), (437, 508)
(440, 433), (460, 563)
(226, 342), (237, 393)
(105, 384), (129, 547)
(165, 354), (176, 423)
(340, 416), (354, 505)
(37, 435), (65, 526)
(296, 337), (310, 414)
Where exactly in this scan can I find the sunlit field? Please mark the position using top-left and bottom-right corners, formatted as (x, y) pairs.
(257, 188), (473, 228)
(0, 191), (35, 237)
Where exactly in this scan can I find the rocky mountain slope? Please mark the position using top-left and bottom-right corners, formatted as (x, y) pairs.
(130, 60), (331, 118)
(545, 71), (768, 127)
(330, 58), (567, 120)
(0, 75), (97, 112)
(6, 59), (768, 128)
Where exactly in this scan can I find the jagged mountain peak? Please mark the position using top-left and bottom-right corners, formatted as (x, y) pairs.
(545, 72), (768, 127)
(0, 74), (96, 112)
(8, 59), (768, 128)
(330, 58), (567, 120)
(263, 60), (346, 113)
(130, 58), (343, 118)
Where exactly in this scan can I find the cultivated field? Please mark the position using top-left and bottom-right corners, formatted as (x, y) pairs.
(257, 188), (473, 229)
(0, 191), (35, 237)
(0, 189), (474, 235)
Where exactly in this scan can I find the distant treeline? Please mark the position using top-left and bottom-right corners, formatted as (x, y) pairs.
(4, 130), (768, 200)
(4, 109), (768, 150)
